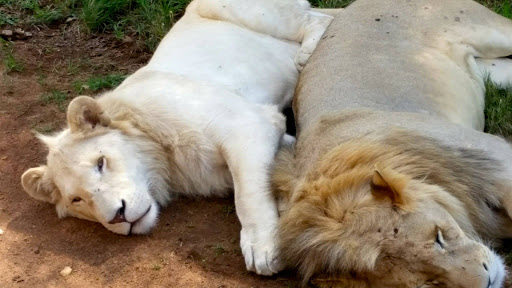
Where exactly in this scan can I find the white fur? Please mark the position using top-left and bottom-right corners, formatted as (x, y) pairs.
(477, 57), (512, 87)
(21, 0), (333, 276)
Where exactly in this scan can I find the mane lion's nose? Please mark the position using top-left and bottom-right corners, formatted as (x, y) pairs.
(108, 200), (127, 224)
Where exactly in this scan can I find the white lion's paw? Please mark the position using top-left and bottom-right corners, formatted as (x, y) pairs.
(294, 50), (312, 72)
(280, 133), (296, 147)
(240, 228), (284, 276)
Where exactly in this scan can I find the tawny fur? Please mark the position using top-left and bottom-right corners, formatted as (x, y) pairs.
(273, 131), (512, 287)
(273, 0), (512, 286)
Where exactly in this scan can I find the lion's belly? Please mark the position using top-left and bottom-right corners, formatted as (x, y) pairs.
(295, 0), (490, 133)
(145, 15), (299, 110)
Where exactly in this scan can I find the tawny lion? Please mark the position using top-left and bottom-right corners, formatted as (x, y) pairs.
(273, 0), (512, 286)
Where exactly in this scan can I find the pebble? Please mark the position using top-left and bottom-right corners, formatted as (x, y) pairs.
(1, 30), (13, 37)
(0, 229), (4, 235)
(1, 156), (6, 160)
(60, 266), (72, 277)
(123, 35), (134, 43)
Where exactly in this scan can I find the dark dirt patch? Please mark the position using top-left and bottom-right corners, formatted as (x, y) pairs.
(0, 24), (298, 288)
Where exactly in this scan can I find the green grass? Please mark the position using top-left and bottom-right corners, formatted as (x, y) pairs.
(0, 0), (77, 25)
(33, 123), (56, 133)
(1, 41), (24, 73)
(484, 79), (512, 137)
(212, 244), (226, 257)
(41, 89), (68, 111)
(310, 0), (353, 8)
(0, 11), (18, 25)
(4, 53), (24, 73)
(73, 73), (127, 93)
(80, 0), (190, 50)
(477, 0), (512, 18)
(152, 264), (161, 271)
(221, 204), (235, 217)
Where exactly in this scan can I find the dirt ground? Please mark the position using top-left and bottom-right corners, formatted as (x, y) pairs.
(0, 23), (299, 288)
(3, 17), (512, 288)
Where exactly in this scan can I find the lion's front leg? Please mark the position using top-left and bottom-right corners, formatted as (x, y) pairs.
(219, 106), (286, 276)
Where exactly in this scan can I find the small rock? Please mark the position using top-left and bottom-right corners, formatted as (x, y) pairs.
(24, 32), (33, 38)
(123, 35), (134, 43)
(60, 266), (72, 277)
(14, 28), (24, 35)
(0, 228), (3, 235)
(1, 156), (6, 160)
(1, 30), (13, 37)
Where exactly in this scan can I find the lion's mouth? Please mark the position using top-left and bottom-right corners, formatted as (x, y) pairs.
(128, 205), (151, 235)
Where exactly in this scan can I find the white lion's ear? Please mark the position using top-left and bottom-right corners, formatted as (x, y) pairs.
(67, 96), (110, 133)
(21, 166), (60, 204)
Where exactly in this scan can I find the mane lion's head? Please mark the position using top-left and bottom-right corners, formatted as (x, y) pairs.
(273, 139), (505, 288)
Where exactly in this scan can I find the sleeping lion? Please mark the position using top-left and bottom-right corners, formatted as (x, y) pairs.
(273, 0), (512, 286)
(20, 0), (335, 276)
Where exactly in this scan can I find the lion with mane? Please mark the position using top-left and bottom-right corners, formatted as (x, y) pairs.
(273, 0), (512, 287)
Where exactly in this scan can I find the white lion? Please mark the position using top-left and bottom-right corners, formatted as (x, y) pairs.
(20, 0), (334, 276)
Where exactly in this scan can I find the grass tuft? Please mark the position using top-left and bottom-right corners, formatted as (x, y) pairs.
(79, 0), (190, 50)
(80, 0), (132, 32)
(477, 0), (512, 18)
(221, 204), (235, 217)
(4, 53), (24, 73)
(41, 89), (68, 111)
(74, 73), (127, 93)
(213, 244), (226, 257)
(0, 11), (18, 25)
(34, 123), (56, 133)
(309, 0), (353, 8)
(2, 41), (24, 74)
(484, 78), (512, 137)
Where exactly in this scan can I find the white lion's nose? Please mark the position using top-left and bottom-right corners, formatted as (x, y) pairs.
(108, 199), (127, 224)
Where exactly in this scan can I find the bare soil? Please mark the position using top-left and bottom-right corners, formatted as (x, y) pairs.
(0, 23), (298, 288)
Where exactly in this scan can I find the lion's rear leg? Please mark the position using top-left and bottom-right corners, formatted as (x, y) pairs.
(193, 0), (333, 71)
(294, 11), (334, 71)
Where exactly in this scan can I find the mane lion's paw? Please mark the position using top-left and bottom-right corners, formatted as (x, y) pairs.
(240, 228), (284, 276)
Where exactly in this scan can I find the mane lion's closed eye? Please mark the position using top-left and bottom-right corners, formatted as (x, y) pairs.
(97, 157), (106, 172)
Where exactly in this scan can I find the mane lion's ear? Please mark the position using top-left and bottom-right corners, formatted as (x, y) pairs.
(21, 166), (60, 204)
(371, 163), (411, 209)
(67, 96), (110, 133)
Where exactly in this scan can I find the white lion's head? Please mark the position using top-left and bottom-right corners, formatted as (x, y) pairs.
(21, 96), (162, 235)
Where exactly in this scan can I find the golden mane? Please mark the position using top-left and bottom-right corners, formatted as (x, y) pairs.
(273, 130), (510, 283)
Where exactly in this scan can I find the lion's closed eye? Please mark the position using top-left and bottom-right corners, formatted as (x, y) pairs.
(72, 197), (82, 204)
(435, 230), (445, 249)
(97, 156), (106, 173)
